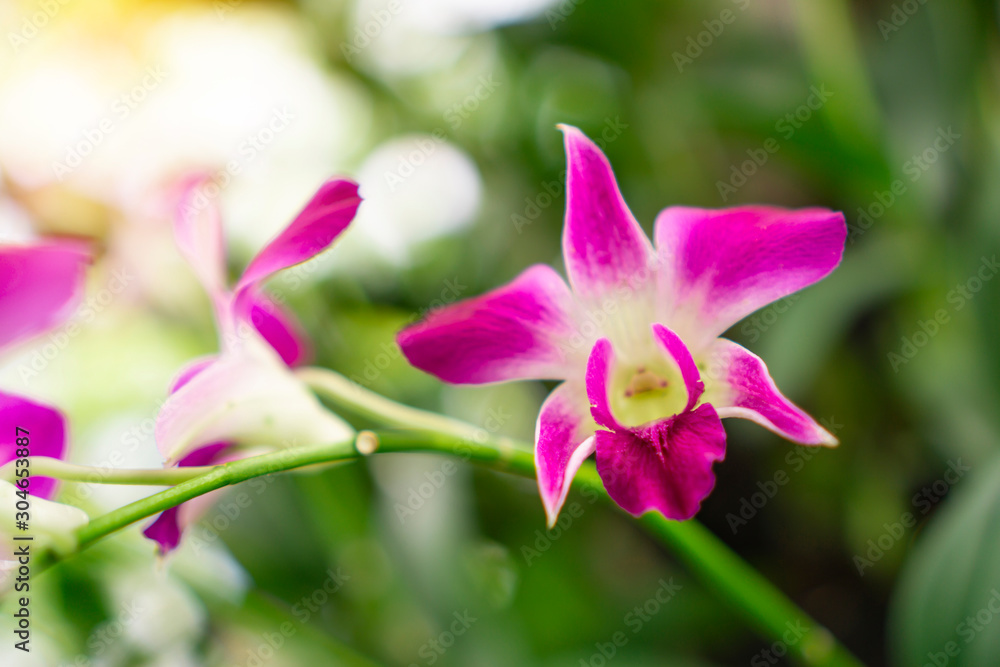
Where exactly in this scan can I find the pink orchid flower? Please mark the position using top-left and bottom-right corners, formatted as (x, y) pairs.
(144, 178), (362, 552)
(398, 125), (846, 526)
(1, 241), (91, 559)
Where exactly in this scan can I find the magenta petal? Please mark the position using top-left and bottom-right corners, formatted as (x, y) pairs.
(585, 338), (622, 430)
(0, 391), (68, 500)
(559, 125), (655, 300)
(176, 441), (231, 467)
(654, 205), (846, 350)
(235, 179), (361, 294)
(143, 506), (184, 553)
(398, 265), (580, 384)
(534, 382), (596, 526)
(234, 289), (311, 367)
(595, 404), (726, 519)
(170, 356), (218, 393)
(143, 442), (232, 554)
(0, 241), (89, 352)
(155, 339), (353, 463)
(709, 339), (836, 445)
(652, 323), (704, 411)
(173, 175), (228, 298)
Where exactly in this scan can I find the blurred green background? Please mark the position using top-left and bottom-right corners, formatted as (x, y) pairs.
(2, 0), (1000, 665)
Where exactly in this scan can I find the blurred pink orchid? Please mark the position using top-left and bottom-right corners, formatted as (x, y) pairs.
(398, 125), (846, 526)
(144, 177), (361, 553)
(0, 241), (91, 561)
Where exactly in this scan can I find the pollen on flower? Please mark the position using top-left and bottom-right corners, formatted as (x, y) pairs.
(624, 367), (669, 397)
(612, 360), (688, 428)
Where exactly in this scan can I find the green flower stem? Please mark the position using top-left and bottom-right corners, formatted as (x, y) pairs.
(300, 368), (865, 667)
(295, 367), (476, 435)
(295, 367), (519, 449)
(37, 430), (863, 667)
(35, 367), (864, 667)
(68, 440), (357, 558)
(0, 457), (215, 486)
(638, 515), (858, 667)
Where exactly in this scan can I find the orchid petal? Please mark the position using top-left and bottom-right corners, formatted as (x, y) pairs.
(535, 382), (597, 527)
(155, 335), (353, 463)
(233, 289), (311, 367)
(173, 175), (228, 298)
(706, 339), (836, 446)
(234, 179), (361, 296)
(399, 264), (581, 384)
(0, 391), (67, 500)
(559, 124), (655, 301)
(652, 323), (704, 411)
(141, 506), (184, 554)
(654, 205), (846, 351)
(169, 356), (218, 393)
(585, 338), (622, 431)
(595, 403), (726, 519)
(0, 241), (89, 353)
(143, 442), (233, 554)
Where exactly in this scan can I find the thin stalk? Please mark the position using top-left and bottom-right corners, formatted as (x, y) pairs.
(0, 457), (215, 486)
(72, 440), (356, 554)
(298, 368), (865, 667)
(34, 366), (866, 666)
(36, 430), (862, 666)
(295, 367), (482, 438)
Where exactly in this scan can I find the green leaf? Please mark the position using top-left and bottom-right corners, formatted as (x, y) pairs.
(890, 454), (1000, 667)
